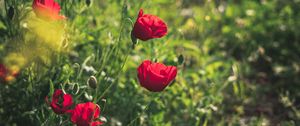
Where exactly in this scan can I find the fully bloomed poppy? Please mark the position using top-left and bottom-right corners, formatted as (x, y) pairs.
(46, 89), (73, 114)
(132, 9), (168, 41)
(137, 60), (177, 92)
(32, 0), (65, 21)
(70, 102), (103, 126)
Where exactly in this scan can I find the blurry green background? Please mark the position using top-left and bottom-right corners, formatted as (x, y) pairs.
(0, 0), (300, 125)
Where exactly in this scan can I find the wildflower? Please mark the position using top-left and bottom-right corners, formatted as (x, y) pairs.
(137, 60), (177, 92)
(70, 102), (103, 126)
(0, 64), (19, 83)
(132, 9), (168, 41)
(46, 89), (73, 114)
(32, 0), (65, 21)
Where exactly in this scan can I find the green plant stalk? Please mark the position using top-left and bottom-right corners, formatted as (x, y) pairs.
(94, 0), (129, 103)
(127, 92), (164, 126)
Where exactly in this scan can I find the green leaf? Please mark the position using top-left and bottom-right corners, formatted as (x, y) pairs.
(0, 21), (6, 30)
(49, 80), (54, 96)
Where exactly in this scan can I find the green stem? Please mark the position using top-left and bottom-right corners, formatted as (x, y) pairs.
(127, 93), (163, 126)
(98, 54), (129, 100)
(94, 0), (130, 103)
(76, 54), (94, 80)
(41, 112), (54, 126)
(94, 0), (128, 78)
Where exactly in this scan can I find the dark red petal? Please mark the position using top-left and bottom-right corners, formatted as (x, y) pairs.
(65, 109), (73, 115)
(92, 103), (100, 119)
(32, 0), (64, 21)
(164, 66), (177, 84)
(140, 15), (154, 27)
(138, 9), (144, 17)
(150, 16), (168, 38)
(71, 103), (85, 123)
(81, 103), (92, 123)
(133, 19), (153, 41)
(137, 60), (151, 85)
(91, 121), (104, 126)
(50, 89), (73, 114)
(71, 102), (101, 126)
(50, 102), (63, 114)
(53, 89), (63, 97)
(62, 94), (73, 107)
(149, 62), (167, 74)
(144, 66), (168, 92)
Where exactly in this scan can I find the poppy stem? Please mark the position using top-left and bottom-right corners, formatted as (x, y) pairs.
(96, 53), (130, 103)
(59, 119), (69, 126)
(41, 112), (55, 126)
(127, 92), (164, 126)
(94, 0), (131, 103)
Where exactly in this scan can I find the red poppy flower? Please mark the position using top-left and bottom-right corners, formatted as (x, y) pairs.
(70, 102), (103, 126)
(32, 0), (65, 21)
(0, 64), (19, 83)
(132, 9), (168, 41)
(47, 89), (73, 114)
(137, 60), (177, 92)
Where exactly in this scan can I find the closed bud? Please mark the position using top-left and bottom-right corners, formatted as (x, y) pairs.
(7, 6), (14, 20)
(131, 31), (137, 49)
(178, 54), (184, 65)
(87, 76), (97, 89)
(86, 0), (91, 7)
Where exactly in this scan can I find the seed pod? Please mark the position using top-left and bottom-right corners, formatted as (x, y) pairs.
(87, 76), (97, 89)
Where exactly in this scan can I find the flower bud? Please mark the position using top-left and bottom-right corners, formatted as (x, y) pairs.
(7, 6), (14, 20)
(87, 76), (97, 89)
(178, 54), (184, 65)
(86, 0), (92, 7)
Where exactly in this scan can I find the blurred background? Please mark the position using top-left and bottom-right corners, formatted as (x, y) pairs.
(0, 0), (300, 125)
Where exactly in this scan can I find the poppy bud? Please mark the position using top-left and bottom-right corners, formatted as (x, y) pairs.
(178, 54), (184, 65)
(88, 76), (97, 89)
(7, 6), (14, 20)
(131, 31), (137, 49)
(86, 0), (92, 7)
